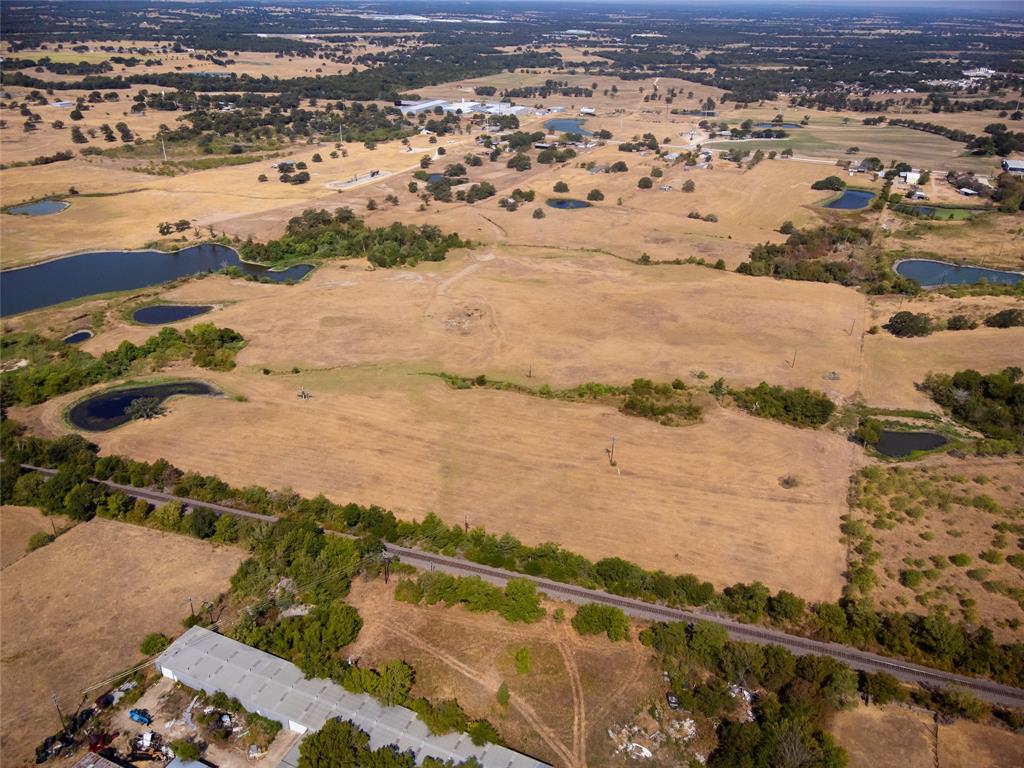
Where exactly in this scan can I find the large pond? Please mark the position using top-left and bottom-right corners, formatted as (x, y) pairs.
(824, 189), (875, 210)
(544, 118), (592, 136)
(874, 430), (948, 458)
(895, 259), (1023, 287)
(546, 198), (592, 209)
(6, 199), (70, 216)
(133, 304), (213, 325)
(0, 244), (313, 317)
(68, 381), (219, 431)
(754, 122), (802, 129)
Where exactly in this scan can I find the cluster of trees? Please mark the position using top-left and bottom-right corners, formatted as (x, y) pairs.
(240, 207), (467, 269)
(4, 421), (1023, 687)
(887, 308), (1024, 337)
(811, 176), (846, 191)
(394, 573), (545, 623)
(732, 383), (836, 427)
(1, 325), (245, 407)
(922, 367), (1024, 451)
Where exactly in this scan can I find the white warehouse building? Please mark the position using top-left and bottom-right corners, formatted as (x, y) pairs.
(157, 626), (549, 768)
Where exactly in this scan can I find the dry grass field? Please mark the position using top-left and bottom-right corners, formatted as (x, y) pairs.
(849, 459), (1024, 640)
(0, 506), (72, 569)
(14, 363), (852, 601)
(345, 577), (668, 768)
(0, 518), (245, 766)
(832, 703), (1024, 768)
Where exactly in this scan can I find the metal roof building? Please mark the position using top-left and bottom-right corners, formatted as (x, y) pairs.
(156, 627), (549, 768)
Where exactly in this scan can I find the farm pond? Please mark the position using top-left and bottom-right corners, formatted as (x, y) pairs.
(68, 381), (220, 432)
(895, 259), (1023, 287)
(824, 190), (875, 210)
(874, 430), (948, 458)
(546, 198), (592, 209)
(133, 305), (213, 325)
(0, 244), (313, 317)
(6, 199), (70, 216)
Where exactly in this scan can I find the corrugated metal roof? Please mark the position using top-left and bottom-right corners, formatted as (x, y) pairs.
(157, 627), (550, 768)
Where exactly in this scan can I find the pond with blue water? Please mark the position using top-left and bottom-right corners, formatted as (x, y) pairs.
(67, 381), (219, 431)
(6, 199), (70, 216)
(63, 330), (94, 344)
(133, 305), (214, 325)
(895, 259), (1023, 287)
(824, 189), (875, 210)
(546, 198), (592, 209)
(874, 430), (948, 458)
(544, 119), (592, 136)
(0, 244), (313, 317)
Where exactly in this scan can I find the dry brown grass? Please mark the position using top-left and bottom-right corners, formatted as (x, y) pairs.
(13, 359), (852, 601)
(831, 704), (937, 768)
(851, 459), (1024, 641)
(0, 518), (245, 766)
(938, 717), (1024, 767)
(0, 506), (71, 569)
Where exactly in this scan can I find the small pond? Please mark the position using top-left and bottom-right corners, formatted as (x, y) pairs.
(546, 198), (592, 210)
(544, 118), (593, 136)
(1, 244), (313, 317)
(754, 122), (802, 129)
(7, 199), (70, 217)
(63, 330), (94, 344)
(426, 173), (445, 184)
(68, 381), (219, 432)
(133, 305), (213, 325)
(874, 430), (948, 458)
(895, 259), (1023, 288)
(824, 189), (875, 210)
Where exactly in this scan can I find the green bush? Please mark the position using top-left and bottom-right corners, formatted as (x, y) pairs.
(26, 531), (52, 552)
(571, 604), (630, 641)
(733, 383), (835, 427)
(886, 311), (933, 338)
(140, 633), (171, 656)
(811, 175), (847, 191)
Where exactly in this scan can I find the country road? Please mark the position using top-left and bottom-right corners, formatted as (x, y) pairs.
(19, 463), (1024, 707)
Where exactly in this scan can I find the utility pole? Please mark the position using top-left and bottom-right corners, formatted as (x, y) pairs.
(185, 596), (194, 618)
(52, 694), (66, 733)
(160, 135), (167, 162)
(464, 514), (469, 533)
(608, 435), (616, 466)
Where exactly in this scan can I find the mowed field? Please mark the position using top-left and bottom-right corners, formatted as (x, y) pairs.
(15, 363), (852, 601)
(831, 704), (1024, 768)
(0, 518), (245, 766)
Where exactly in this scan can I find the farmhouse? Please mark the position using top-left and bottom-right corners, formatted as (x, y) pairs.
(157, 627), (549, 768)
(1002, 159), (1024, 175)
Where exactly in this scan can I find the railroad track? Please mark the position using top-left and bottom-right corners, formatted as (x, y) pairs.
(20, 463), (1024, 707)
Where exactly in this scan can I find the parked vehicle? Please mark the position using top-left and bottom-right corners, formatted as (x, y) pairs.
(666, 692), (680, 710)
(129, 709), (152, 725)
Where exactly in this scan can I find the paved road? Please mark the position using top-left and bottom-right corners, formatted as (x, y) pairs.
(21, 463), (1024, 707)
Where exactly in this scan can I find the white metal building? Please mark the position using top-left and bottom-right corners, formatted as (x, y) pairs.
(156, 627), (549, 768)
(399, 99), (450, 115)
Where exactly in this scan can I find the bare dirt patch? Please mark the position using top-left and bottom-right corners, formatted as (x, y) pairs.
(0, 518), (245, 766)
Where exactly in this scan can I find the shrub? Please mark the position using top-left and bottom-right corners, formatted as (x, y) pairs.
(637, 176), (653, 189)
(947, 314), (977, 331)
(496, 682), (510, 706)
(26, 531), (52, 552)
(140, 633), (170, 655)
(169, 739), (201, 761)
(733, 383), (835, 427)
(571, 604), (630, 641)
(886, 311), (932, 337)
(682, 179), (696, 193)
(514, 647), (530, 675)
(587, 188), (604, 201)
(949, 553), (972, 567)
(984, 309), (1024, 328)
(856, 418), (883, 445)
(553, 181), (569, 193)
(532, 208), (545, 219)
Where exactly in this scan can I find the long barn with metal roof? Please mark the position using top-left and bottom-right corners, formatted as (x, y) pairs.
(156, 626), (549, 768)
